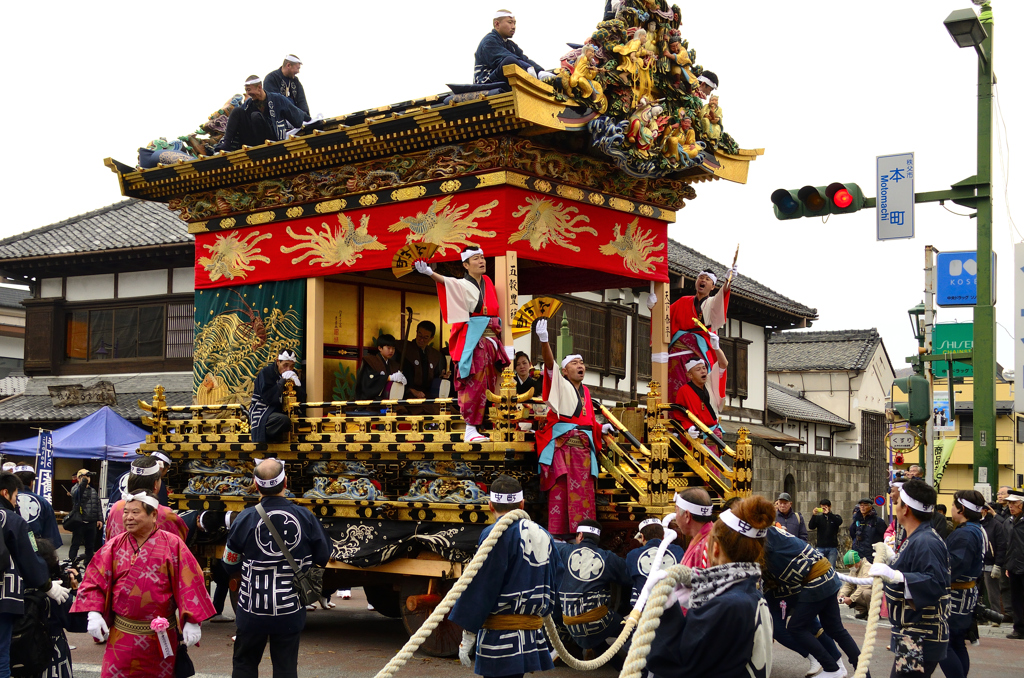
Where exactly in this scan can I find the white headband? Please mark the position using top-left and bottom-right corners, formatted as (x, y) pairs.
(697, 75), (718, 90)
(124, 492), (159, 509)
(284, 54), (302, 64)
(889, 479), (904, 489)
(698, 271), (718, 285)
(675, 493), (713, 516)
(719, 509), (768, 538)
(130, 464), (161, 477)
(561, 354), (583, 369)
(685, 358), (705, 372)
(493, 10), (514, 19)
(278, 350), (297, 361)
(957, 497), (982, 513)
(639, 518), (661, 530)
(490, 491), (524, 503)
(254, 461), (286, 488)
(899, 487), (934, 513)
(245, 76), (262, 85)
(152, 452), (172, 466)
(461, 247), (484, 262)
(577, 525), (601, 536)
(13, 465), (33, 473)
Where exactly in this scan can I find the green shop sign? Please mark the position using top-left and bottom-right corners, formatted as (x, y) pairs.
(932, 323), (973, 378)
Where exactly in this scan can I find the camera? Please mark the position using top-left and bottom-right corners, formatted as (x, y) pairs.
(974, 603), (1012, 624)
(56, 558), (79, 588)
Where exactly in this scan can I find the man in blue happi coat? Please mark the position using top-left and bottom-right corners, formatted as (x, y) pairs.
(13, 464), (62, 547)
(249, 350), (305, 444)
(211, 75), (310, 153)
(450, 474), (563, 678)
(554, 519), (632, 651)
(625, 517), (684, 606)
(474, 9), (552, 85)
(869, 478), (951, 678)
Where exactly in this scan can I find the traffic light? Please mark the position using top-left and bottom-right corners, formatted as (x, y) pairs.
(770, 183), (866, 220)
(892, 375), (931, 425)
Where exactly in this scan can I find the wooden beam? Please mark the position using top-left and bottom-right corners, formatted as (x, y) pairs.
(306, 277), (325, 418)
(651, 281), (670, 394)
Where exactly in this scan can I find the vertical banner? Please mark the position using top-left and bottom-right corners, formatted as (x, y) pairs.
(1015, 244), (1024, 413)
(34, 430), (54, 504)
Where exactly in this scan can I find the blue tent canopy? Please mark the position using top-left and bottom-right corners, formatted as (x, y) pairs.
(0, 406), (147, 460)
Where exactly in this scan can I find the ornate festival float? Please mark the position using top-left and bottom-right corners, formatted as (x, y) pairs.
(104, 1), (761, 655)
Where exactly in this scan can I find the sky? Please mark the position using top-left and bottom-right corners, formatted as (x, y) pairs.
(2, 0), (1022, 372)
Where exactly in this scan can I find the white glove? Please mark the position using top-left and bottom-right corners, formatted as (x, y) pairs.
(602, 423), (615, 435)
(686, 425), (699, 439)
(459, 629), (476, 668)
(281, 370), (297, 381)
(729, 264), (738, 278)
(991, 566), (1002, 580)
(538, 70), (556, 80)
(183, 622), (202, 647)
(646, 292), (658, 310)
(536, 318), (549, 343)
(868, 562), (904, 584)
(389, 371), (408, 385)
(527, 66), (538, 78)
(288, 374), (302, 387)
(884, 543), (897, 564)
(87, 611), (109, 642)
(46, 580), (70, 605)
(414, 260), (433, 276)
(709, 332), (720, 350)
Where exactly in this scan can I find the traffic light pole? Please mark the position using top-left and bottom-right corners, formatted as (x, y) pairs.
(924, 247), (936, 486)
(971, 14), (997, 497)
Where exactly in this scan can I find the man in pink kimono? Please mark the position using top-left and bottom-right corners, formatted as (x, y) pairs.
(675, 487), (715, 569)
(106, 456), (188, 542)
(72, 490), (215, 678)
(415, 246), (510, 442)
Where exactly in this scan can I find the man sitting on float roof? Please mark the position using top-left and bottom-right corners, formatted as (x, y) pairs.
(474, 9), (554, 85)
(263, 54), (308, 115)
(672, 357), (726, 441)
(210, 74), (310, 153)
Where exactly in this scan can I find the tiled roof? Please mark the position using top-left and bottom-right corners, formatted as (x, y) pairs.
(667, 239), (817, 320)
(767, 382), (854, 428)
(0, 286), (29, 309)
(0, 199), (191, 260)
(0, 372), (193, 423)
(0, 373), (28, 397)
(768, 329), (883, 372)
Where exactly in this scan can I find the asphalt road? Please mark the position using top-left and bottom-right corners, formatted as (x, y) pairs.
(65, 588), (1024, 678)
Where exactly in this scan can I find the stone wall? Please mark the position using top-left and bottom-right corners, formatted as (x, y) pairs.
(749, 435), (873, 549)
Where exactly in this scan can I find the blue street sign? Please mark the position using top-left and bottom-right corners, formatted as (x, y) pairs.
(936, 250), (997, 307)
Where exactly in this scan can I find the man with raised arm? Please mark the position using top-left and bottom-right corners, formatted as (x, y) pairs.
(415, 247), (510, 442)
(449, 474), (564, 677)
(533, 318), (614, 536)
(72, 489), (214, 678)
(474, 9), (553, 85)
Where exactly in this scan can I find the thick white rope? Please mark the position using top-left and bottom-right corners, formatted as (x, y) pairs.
(837, 573), (874, 586)
(617, 563), (693, 678)
(852, 542), (888, 678)
(372, 508), (529, 678)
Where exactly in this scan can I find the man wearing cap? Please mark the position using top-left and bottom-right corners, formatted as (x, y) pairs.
(837, 550), (872, 619)
(626, 516), (685, 606)
(869, 478), (951, 675)
(210, 74), (310, 153)
(68, 468), (103, 568)
(106, 456), (187, 542)
(355, 334), (407, 400)
(264, 55), (309, 115)
(531, 318), (613, 535)
(224, 459), (332, 677)
(12, 463), (62, 547)
(648, 267), (735, 411)
(1003, 489), (1024, 639)
(809, 499), (843, 568)
(416, 247), (510, 442)
(72, 489), (215, 678)
(673, 488), (714, 570)
(449, 474), (564, 677)
(249, 349), (306, 444)
(553, 519), (632, 653)
(850, 496), (887, 561)
(775, 492), (808, 542)
(474, 10), (552, 86)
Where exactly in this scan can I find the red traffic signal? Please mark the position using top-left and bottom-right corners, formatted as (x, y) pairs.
(827, 182), (853, 209)
(770, 183), (866, 220)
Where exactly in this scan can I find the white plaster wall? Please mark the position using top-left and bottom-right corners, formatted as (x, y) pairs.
(118, 270), (167, 298)
(172, 267), (195, 293)
(0, 335), (24, 359)
(65, 274), (115, 301)
(40, 278), (62, 298)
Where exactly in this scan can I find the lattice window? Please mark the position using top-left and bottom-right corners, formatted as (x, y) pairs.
(166, 302), (195, 359)
(637, 318), (652, 381)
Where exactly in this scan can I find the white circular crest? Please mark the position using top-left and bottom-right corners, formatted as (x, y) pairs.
(519, 519), (551, 567)
(118, 473), (129, 496)
(750, 598), (773, 677)
(255, 510), (303, 557)
(638, 546), (678, 576)
(18, 493), (41, 522)
(568, 547), (605, 582)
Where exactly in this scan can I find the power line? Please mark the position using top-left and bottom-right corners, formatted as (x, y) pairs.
(993, 84), (1022, 241)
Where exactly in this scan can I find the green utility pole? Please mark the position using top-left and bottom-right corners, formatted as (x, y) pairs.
(970, 8), (997, 496)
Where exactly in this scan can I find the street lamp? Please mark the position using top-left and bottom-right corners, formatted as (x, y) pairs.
(907, 303), (925, 345)
(943, 8), (988, 50)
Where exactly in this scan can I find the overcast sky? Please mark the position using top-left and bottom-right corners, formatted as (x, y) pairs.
(2, 1), (1022, 373)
